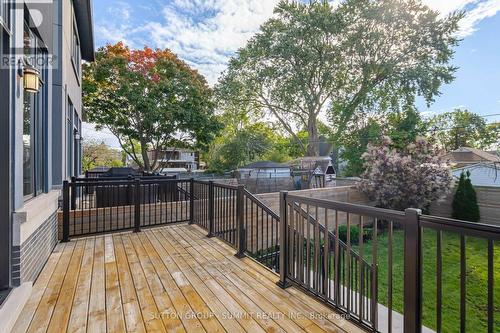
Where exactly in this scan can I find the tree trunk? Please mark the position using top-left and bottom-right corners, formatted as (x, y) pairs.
(307, 115), (319, 157)
(140, 139), (151, 172)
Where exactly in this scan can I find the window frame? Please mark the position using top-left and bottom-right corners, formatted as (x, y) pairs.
(23, 23), (48, 201)
(0, 0), (11, 34)
(71, 18), (81, 81)
(67, 99), (74, 178)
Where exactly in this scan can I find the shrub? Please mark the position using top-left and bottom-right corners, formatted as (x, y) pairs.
(357, 136), (453, 211)
(337, 225), (373, 245)
(452, 171), (480, 222)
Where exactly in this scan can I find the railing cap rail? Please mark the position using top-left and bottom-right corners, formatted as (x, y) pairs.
(286, 193), (407, 223)
(421, 214), (500, 239)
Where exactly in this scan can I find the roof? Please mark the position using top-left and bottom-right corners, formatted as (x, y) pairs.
(452, 162), (500, 173)
(445, 147), (500, 163)
(240, 161), (290, 169)
(74, 0), (95, 61)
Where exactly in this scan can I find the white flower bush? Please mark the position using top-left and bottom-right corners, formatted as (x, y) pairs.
(357, 136), (453, 211)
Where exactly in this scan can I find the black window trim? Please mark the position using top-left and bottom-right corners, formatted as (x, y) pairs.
(71, 16), (81, 83)
(23, 23), (48, 202)
(0, 0), (12, 35)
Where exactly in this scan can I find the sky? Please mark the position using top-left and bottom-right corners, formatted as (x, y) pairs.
(84, 0), (500, 147)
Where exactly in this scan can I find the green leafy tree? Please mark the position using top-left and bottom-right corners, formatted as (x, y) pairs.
(452, 171), (480, 222)
(207, 123), (278, 172)
(339, 108), (424, 176)
(427, 109), (499, 150)
(387, 108), (426, 150)
(83, 42), (221, 172)
(340, 120), (383, 177)
(82, 139), (124, 171)
(217, 0), (462, 156)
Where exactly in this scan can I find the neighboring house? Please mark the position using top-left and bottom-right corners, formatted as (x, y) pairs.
(149, 148), (200, 172)
(238, 161), (291, 179)
(444, 147), (500, 168)
(452, 163), (500, 187)
(0, 0), (94, 328)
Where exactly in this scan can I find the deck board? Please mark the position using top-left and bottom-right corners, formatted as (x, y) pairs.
(12, 223), (366, 333)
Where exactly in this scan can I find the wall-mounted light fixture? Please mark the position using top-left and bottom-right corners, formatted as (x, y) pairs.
(18, 59), (41, 93)
(74, 128), (82, 141)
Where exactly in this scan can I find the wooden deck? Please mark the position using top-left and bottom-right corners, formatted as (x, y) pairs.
(12, 223), (366, 333)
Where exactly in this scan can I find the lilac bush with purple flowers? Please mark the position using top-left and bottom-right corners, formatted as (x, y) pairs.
(357, 136), (453, 211)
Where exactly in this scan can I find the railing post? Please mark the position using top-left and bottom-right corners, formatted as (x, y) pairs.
(134, 178), (141, 233)
(62, 180), (70, 242)
(70, 176), (76, 210)
(404, 208), (422, 333)
(235, 185), (245, 258)
(208, 181), (214, 237)
(189, 178), (195, 225)
(277, 191), (291, 289)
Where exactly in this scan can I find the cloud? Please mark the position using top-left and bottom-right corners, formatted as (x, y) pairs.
(422, 0), (500, 37)
(457, 0), (500, 37)
(143, 0), (280, 84)
(94, 0), (500, 85)
(82, 123), (121, 149)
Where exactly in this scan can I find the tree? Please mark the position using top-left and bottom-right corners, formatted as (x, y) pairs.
(83, 43), (221, 172)
(207, 123), (279, 172)
(358, 136), (453, 211)
(338, 108), (425, 176)
(82, 139), (124, 171)
(452, 171), (480, 222)
(427, 109), (499, 150)
(340, 119), (383, 177)
(217, 0), (462, 156)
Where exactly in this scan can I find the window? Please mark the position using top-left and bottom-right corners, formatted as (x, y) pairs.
(71, 20), (81, 77)
(67, 99), (81, 178)
(0, 0), (10, 31)
(23, 24), (47, 198)
(67, 99), (73, 178)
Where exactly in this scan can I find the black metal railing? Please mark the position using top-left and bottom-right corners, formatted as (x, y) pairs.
(277, 191), (500, 333)
(62, 177), (192, 240)
(243, 188), (281, 268)
(62, 178), (499, 333)
(212, 183), (238, 246)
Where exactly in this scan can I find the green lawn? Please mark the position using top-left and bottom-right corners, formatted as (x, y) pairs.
(353, 229), (500, 332)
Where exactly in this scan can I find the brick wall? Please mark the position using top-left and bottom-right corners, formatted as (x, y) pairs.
(12, 212), (58, 286)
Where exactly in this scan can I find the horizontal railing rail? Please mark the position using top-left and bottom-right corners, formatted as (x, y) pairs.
(277, 191), (500, 333)
(62, 177), (193, 240)
(63, 178), (499, 333)
(418, 214), (499, 333)
(212, 183), (238, 246)
(242, 188), (280, 269)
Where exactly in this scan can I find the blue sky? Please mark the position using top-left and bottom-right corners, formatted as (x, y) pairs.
(85, 0), (500, 146)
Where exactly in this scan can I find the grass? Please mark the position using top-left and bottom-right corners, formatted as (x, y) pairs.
(353, 229), (500, 332)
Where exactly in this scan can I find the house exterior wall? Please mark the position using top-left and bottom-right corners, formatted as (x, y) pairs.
(52, 0), (83, 186)
(152, 149), (199, 171)
(1, 1), (93, 316)
(452, 165), (500, 187)
(0, 5), (13, 292)
(238, 168), (291, 179)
